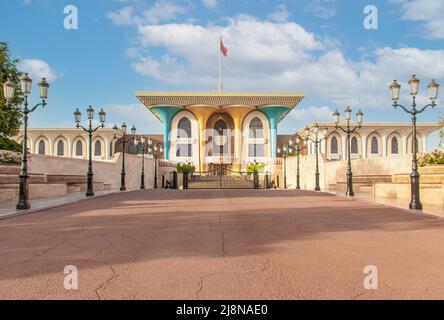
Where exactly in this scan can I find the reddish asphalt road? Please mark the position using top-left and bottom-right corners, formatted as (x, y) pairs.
(1, 189), (444, 300)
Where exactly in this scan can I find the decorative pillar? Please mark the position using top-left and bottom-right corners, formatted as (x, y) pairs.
(188, 106), (217, 172)
(382, 133), (388, 157)
(223, 107), (253, 171)
(422, 133), (428, 153)
(361, 134), (367, 159)
(322, 136), (327, 156)
(258, 106), (291, 159)
(149, 106), (183, 160)
(67, 137), (72, 158)
(104, 138), (109, 160)
(401, 134), (408, 155)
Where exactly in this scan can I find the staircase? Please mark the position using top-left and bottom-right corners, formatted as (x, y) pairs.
(329, 174), (392, 194)
(374, 165), (444, 205)
(0, 165), (111, 203)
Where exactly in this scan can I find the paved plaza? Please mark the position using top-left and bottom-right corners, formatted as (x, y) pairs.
(1, 189), (444, 299)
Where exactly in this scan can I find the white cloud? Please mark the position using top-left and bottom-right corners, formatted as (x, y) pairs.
(144, 0), (187, 24)
(128, 15), (444, 110)
(398, 0), (444, 39)
(17, 59), (59, 82)
(287, 106), (334, 127)
(107, 6), (141, 26)
(268, 3), (291, 23)
(107, 103), (163, 132)
(305, 0), (337, 19)
(107, 8), (444, 113)
(107, 1), (187, 26)
(202, 0), (217, 9)
(135, 15), (324, 82)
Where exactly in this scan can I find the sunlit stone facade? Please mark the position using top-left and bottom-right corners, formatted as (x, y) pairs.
(135, 91), (305, 172)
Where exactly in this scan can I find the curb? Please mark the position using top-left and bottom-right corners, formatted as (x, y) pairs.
(0, 190), (123, 221)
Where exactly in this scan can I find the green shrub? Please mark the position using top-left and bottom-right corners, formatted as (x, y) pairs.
(246, 162), (265, 173)
(0, 136), (22, 152)
(418, 150), (444, 167)
(177, 162), (196, 174)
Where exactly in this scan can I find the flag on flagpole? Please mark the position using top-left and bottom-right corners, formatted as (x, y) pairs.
(218, 37), (228, 92)
(220, 39), (228, 57)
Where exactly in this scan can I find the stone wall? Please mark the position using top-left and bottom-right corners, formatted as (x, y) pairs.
(284, 154), (412, 190)
(28, 153), (177, 191)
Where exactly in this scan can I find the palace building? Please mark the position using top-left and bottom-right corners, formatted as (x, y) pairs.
(135, 91), (305, 172)
(13, 92), (440, 178)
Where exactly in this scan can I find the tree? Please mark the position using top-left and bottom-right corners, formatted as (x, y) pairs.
(0, 42), (23, 139)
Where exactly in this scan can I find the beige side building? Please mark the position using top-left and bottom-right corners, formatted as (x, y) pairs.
(13, 128), (119, 161)
(299, 122), (440, 160)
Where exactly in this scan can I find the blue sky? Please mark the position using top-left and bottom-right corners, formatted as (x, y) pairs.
(1, 0), (443, 148)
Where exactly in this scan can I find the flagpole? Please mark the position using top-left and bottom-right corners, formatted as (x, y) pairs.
(218, 36), (222, 92)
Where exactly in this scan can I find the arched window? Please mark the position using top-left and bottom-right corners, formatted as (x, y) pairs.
(76, 140), (83, 157)
(177, 117), (192, 138)
(371, 137), (379, 154)
(391, 137), (399, 154)
(177, 117), (193, 157)
(94, 141), (102, 156)
(38, 140), (46, 155)
(57, 140), (64, 156)
(248, 117), (264, 158)
(331, 136), (338, 154)
(351, 137), (358, 154)
(249, 117), (263, 139)
(214, 119), (227, 156)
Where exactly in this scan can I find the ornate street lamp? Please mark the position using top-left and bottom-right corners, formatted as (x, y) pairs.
(135, 137), (147, 190)
(291, 136), (307, 190)
(114, 123), (136, 191)
(277, 144), (291, 189)
(334, 107), (364, 197)
(304, 124), (328, 191)
(390, 75), (439, 210)
(3, 74), (49, 210)
(148, 138), (164, 189)
(74, 106), (106, 197)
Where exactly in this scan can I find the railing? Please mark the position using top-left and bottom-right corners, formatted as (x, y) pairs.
(184, 167), (270, 190)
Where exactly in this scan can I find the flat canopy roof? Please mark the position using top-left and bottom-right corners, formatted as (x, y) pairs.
(135, 91), (305, 109)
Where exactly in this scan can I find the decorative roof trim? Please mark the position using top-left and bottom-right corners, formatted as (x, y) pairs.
(298, 122), (441, 134)
(135, 91), (305, 109)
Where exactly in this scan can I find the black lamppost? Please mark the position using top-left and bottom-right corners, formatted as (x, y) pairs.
(148, 138), (163, 189)
(290, 136), (306, 190)
(135, 136), (147, 190)
(304, 124), (328, 191)
(74, 106), (106, 197)
(390, 75), (439, 210)
(113, 123), (136, 191)
(277, 144), (291, 189)
(333, 107), (364, 197)
(3, 74), (50, 210)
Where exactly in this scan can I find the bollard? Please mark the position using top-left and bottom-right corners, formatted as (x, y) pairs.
(172, 171), (178, 189)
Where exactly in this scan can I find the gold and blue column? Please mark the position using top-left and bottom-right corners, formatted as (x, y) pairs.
(258, 106), (291, 159)
(149, 106), (183, 160)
